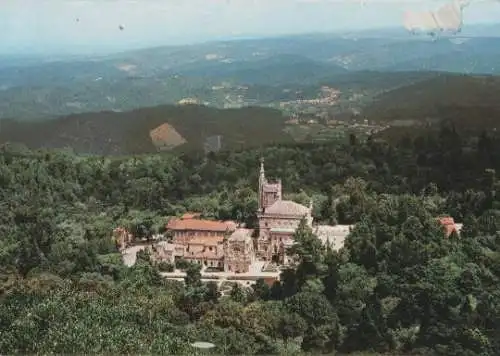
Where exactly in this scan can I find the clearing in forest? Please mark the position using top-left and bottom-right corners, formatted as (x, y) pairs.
(149, 122), (187, 151)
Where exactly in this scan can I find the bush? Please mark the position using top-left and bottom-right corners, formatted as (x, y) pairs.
(158, 262), (175, 272)
(175, 258), (190, 270)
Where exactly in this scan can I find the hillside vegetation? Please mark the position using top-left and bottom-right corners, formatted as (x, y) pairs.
(1, 127), (500, 354)
(0, 105), (291, 155)
(3, 73), (499, 155)
(364, 74), (500, 130)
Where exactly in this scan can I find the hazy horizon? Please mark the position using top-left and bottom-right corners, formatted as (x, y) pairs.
(2, 0), (500, 56)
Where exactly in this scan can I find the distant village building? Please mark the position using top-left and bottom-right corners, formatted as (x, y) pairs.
(178, 97), (200, 105)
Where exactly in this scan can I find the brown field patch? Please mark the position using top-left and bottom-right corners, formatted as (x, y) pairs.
(149, 123), (187, 151)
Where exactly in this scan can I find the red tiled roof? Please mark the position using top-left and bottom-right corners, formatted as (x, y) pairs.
(437, 217), (457, 237)
(166, 217), (235, 232)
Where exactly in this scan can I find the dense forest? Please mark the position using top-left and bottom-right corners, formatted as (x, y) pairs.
(1, 125), (500, 355)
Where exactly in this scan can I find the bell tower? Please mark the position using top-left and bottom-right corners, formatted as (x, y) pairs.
(257, 157), (282, 212)
(258, 157), (265, 212)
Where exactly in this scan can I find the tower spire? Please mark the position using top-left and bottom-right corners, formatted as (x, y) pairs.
(258, 157), (265, 212)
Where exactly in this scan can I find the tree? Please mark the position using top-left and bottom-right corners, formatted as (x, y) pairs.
(286, 217), (326, 292)
(278, 312), (307, 347)
(205, 281), (221, 302)
(251, 278), (271, 301)
(179, 263), (210, 321)
(286, 291), (338, 352)
(230, 283), (246, 304)
(184, 263), (202, 288)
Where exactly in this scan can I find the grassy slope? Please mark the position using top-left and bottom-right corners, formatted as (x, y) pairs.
(0, 105), (291, 155)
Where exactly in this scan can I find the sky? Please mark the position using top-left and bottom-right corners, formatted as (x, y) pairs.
(1, 0), (500, 55)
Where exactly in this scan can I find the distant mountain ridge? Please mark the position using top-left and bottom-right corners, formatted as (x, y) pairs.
(379, 37), (500, 74)
(2, 31), (500, 120)
(172, 54), (348, 86)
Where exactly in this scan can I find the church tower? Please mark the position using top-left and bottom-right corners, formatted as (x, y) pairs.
(258, 158), (282, 212)
(258, 157), (265, 212)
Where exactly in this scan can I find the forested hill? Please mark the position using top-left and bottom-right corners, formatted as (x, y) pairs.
(0, 105), (290, 155)
(1, 127), (500, 354)
(364, 74), (500, 124)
